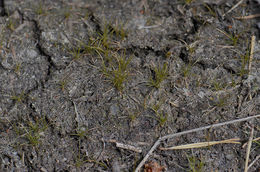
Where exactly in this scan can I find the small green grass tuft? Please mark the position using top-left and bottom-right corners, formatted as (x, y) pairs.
(239, 48), (250, 77)
(203, 3), (217, 17)
(14, 62), (21, 74)
(150, 100), (168, 127)
(113, 21), (128, 40)
(217, 28), (241, 46)
(102, 52), (132, 91)
(182, 62), (193, 78)
(11, 91), (25, 103)
(185, 0), (195, 5)
(148, 62), (168, 88)
(215, 94), (230, 107)
(69, 45), (84, 60)
(187, 154), (205, 172)
(98, 22), (114, 49)
(34, 3), (47, 16)
(14, 117), (48, 147)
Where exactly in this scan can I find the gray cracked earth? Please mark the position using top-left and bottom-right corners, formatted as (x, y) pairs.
(0, 0), (260, 171)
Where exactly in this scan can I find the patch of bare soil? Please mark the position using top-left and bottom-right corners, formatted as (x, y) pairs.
(0, 0), (259, 171)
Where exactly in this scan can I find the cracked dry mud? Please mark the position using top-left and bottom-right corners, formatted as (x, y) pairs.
(0, 0), (260, 171)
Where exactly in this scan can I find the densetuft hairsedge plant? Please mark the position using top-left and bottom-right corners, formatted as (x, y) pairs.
(150, 99), (168, 127)
(148, 62), (168, 88)
(102, 52), (132, 91)
(11, 91), (25, 103)
(14, 117), (48, 147)
(187, 154), (205, 172)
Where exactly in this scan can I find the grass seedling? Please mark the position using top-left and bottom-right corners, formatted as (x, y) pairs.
(157, 112), (168, 127)
(148, 62), (168, 88)
(98, 22), (114, 49)
(69, 45), (84, 61)
(113, 21), (128, 40)
(185, 0), (194, 5)
(15, 117), (48, 147)
(26, 118), (48, 146)
(239, 49), (250, 77)
(217, 28), (241, 46)
(82, 37), (107, 58)
(6, 19), (15, 31)
(14, 62), (21, 74)
(215, 94), (230, 107)
(211, 79), (227, 91)
(11, 91), (25, 103)
(35, 3), (47, 16)
(63, 8), (71, 20)
(102, 52), (132, 91)
(187, 154), (205, 172)
(59, 79), (68, 92)
(151, 100), (168, 127)
(182, 62), (192, 78)
(203, 3), (217, 17)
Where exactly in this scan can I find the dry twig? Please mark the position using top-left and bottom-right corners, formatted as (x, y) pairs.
(242, 137), (260, 148)
(109, 140), (142, 153)
(248, 155), (260, 170)
(160, 138), (240, 150)
(244, 127), (254, 172)
(248, 35), (256, 75)
(135, 114), (260, 172)
(235, 14), (260, 20)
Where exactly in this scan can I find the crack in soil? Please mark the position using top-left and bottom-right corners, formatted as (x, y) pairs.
(0, 0), (6, 16)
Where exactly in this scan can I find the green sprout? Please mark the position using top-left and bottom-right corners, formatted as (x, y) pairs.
(14, 117), (48, 147)
(187, 155), (205, 172)
(35, 3), (47, 15)
(217, 28), (241, 46)
(239, 49), (250, 77)
(11, 91), (25, 103)
(148, 62), (168, 88)
(113, 21), (128, 40)
(69, 46), (84, 60)
(102, 52), (132, 91)
(151, 100), (168, 127)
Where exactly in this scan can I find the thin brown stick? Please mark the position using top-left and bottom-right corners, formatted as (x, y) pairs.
(248, 35), (255, 75)
(248, 155), (260, 170)
(235, 14), (260, 20)
(242, 137), (260, 148)
(109, 140), (142, 153)
(244, 127), (254, 172)
(160, 138), (240, 150)
(135, 114), (260, 172)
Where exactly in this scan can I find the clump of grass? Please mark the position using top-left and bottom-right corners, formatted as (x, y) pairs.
(35, 3), (47, 15)
(239, 49), (250, 77)
(11, 91), (25, 103)
(14, 62), (21, 74)
(184, 0), (195, 5)
(217, 28), (241, 46)
(148, 62), (168, 88)
(182, 62), (193, 78)
(98, 22), (114, 49)
(102, 52), (132, 91)
(151, 100), (168, 127)
(6, 20), (15, 31)
(187, 154), (205, 172)
(113, 21), (128, 40)
(59, 79), (68, 92)
(69, 45), (84, 60)
(215, 94), (230, 107)
(203, 3), (217, 17)
(15, 117), (48, 147)
(211, 79), (228, 91)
